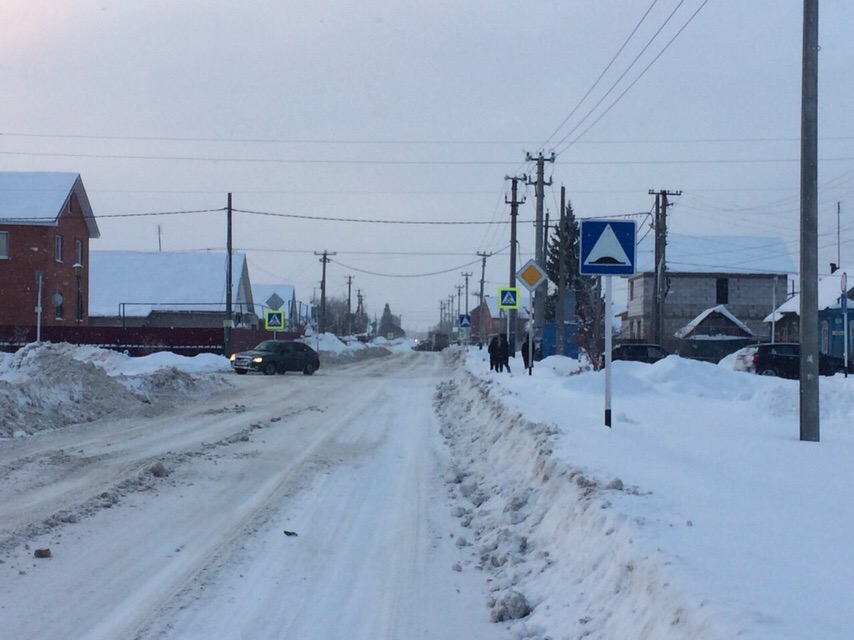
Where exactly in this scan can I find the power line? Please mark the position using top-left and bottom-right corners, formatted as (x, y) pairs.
(556, 0), (712, 153)
(233, 208), (535, 225)
(331, 258), (483, 279)
(540, 0), (661, 150)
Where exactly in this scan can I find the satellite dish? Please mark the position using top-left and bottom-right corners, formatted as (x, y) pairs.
(50, 293), (63, 307)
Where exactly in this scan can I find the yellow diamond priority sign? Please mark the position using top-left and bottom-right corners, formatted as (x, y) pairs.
(516, 259), (548, 292)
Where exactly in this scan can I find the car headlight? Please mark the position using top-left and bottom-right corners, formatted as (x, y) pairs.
(252, 357), (263, 363)
(229, 354), (236, 361)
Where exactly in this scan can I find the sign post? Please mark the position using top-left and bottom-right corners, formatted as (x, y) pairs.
(580, 220), (637, 427)
(516, 260), (548, 375)
(497, 287), (519, 361)
(842, 272), (848, 378)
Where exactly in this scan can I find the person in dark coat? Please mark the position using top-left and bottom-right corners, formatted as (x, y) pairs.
(497, 334), (511, 373)
(488, 336), (499, 371)
(521, 334), (530, 370)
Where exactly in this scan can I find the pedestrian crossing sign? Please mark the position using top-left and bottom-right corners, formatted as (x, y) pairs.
(497, 287), (520, 310)
(265, 309), (285, 330)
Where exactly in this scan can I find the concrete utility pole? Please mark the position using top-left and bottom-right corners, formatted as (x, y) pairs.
(225, 192), (233, 356)
(800, 0), (820, 442)
(477, 251), (491, 344)
(648, 189), (681, 345)
(526, 152), (555, 335)
(505, 175), (527, 350)
(314, 250), (336, 334)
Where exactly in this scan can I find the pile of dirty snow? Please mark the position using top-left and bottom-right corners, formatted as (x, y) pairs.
(0, 343), (230, 438)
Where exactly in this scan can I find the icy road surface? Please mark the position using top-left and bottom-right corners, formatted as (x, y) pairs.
(0, 352), (502, 640)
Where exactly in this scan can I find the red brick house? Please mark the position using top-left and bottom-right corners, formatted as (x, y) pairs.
(0, 172), (99, 328)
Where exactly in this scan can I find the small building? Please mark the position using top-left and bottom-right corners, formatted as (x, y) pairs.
(622, 234), (792, 350)
(674, 304), (755, 362)
(88, 251), (255, 327)
(766, 268), (854, 357)
(0, 172), (99, 327)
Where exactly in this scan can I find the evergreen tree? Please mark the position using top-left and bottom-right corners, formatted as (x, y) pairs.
(543, 199), (605, 367)
(378, 303), (396, 336)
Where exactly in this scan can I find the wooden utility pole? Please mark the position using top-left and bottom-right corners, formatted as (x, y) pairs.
(477, 251), (491, 344)
(505, 175), (526, 350)
(556, 186), (567, 354)
(526, 151), (555, 334)
(649, 189), (681, 345)
(345, 275), (354, 336)
(314, 250), (336, 334)
(225, 192), (233, 356)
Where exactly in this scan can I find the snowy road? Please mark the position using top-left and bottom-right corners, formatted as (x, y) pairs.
(0, 352), (501, 640)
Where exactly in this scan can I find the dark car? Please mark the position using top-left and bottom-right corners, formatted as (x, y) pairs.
(230, 340), (320, 376)
(733, 342), (848, 379)
(611, 343), (670, 364)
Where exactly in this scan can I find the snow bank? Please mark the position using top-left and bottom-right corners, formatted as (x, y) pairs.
(0, 343), (229, 438)
(435, 347), (854, 639)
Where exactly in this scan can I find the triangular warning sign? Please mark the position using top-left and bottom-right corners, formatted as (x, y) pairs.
(501, 290), (516, 305)
(584, 224), (631, 266)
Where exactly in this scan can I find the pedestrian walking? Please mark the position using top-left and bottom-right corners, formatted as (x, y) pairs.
(488, 335), (499, 371)
(497, 334), (511, 373)
(521, 334), (530, 370)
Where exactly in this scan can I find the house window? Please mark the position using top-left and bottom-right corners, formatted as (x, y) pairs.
(55, 296), (64, 320)
(55, 235), (63, 262)
(75, 239), (83, 264)
(716, 278), (729, 305)
(0, 231), (8, 259)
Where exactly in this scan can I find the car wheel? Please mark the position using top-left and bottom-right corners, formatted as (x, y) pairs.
(263, 362), (277, 376)
(235, 369), (248, 375)
(303, 363), (316, 376)
(759, 367), (778, 377)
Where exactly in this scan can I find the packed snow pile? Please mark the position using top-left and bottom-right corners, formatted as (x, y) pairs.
(303, 333), (394, 365)
(0, 343), (230, 438)
(433, 346), (854, 639)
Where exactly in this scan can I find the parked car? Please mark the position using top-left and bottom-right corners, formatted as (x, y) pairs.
(412, 339), (433, 352)
(230, 340), (320, 376)
(611, 343), (670, 364)
(733, 342), (848, 379)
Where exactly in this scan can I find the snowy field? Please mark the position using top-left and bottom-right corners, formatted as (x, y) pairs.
(0, 338), (851, 639)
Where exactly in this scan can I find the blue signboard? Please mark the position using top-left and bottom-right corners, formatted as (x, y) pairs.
(459, 314), (472, 327)
(579, 220), (637, 276)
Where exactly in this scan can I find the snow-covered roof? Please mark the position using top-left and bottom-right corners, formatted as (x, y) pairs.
(89, 251), (247, 317)
(765, 267), (854, 322)
(0, 171), (99, 238)
(251, 284), (295, 312)
(675, 304), (754, 339)
(635, 233), (794, 275)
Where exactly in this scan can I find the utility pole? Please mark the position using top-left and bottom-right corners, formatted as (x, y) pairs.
(526, 151), (555, 336)
(225, 192), (233, 356)
(648, 189), (681, 345)
(314, 250), (336, 334)
(506, 174), (527, 351)
(556, 186), (567, 354)
(800, 0), (819, 442)
(345, 275), (354, 336)
(477, 251), (491, 344)
(355, 289), (364, 332)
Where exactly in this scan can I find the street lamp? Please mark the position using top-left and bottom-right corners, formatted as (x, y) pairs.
(72, 262), (83, 325)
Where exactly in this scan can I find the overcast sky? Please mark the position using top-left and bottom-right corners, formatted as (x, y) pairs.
(2, 1), (853, 332)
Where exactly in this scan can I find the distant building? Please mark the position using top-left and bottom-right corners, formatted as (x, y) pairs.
(766, 267), (854, 356)
(0, 172), (99, 328)
(622, 234), (793, 350)
(88, 251), (254, 328)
